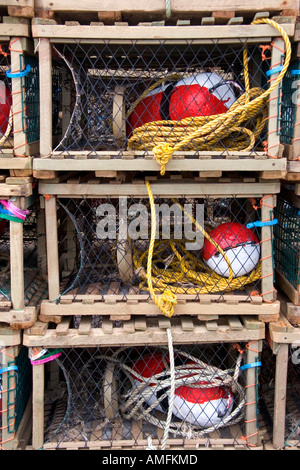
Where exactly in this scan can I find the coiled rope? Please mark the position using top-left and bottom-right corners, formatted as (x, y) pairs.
(127, 18), (291, 175)
(143, 181), (261, 317)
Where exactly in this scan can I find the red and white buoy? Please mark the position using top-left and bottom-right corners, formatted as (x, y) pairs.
(0, 80), (11, 136)
(127, 72), (239, 134)
(131, 352), (234, 428)
(202, 222), (260, 278)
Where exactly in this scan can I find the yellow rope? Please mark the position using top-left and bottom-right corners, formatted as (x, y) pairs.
(144, 182), (261, 316)
(127, 18), (291, 175)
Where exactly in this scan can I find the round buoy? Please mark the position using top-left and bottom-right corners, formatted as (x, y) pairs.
(130, 352), (234, 428)
(0, 81), (12, 136)
(202, 222), (260, 278)
(127, 72), (240, 134)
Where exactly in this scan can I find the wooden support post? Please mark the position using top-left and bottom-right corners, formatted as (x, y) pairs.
(273, 343), (289, 449)
(39, 38), (52, 156)
(260, 195), (275, 303)
(245, 340), (261, 448)
(45, 195), (60, 301)
(267, 37), (285, 159)
(32, 362), (45, 450)
(10, 38), (27, 157)
(10, 198), (24, 310)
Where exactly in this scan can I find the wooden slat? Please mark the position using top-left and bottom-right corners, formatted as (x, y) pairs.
(31, 23), (295, 40)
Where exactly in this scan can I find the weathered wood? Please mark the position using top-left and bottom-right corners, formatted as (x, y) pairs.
(39, 298), (280, 320)
(32, 154), (287, 173)
(31, 23), (295, 41)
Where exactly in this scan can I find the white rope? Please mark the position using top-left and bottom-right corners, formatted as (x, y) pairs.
(160, 328), (175, 450)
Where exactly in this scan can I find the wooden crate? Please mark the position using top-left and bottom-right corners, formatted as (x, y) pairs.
(0, 17), (40, 175)
(6, 0), (299, 23)
(31, 15), (295, 180)
(0, 176), (47, 328)
(38, 175), (280, 324)
(262, 308), (300, 449)
(23, 314), (265, 450)
(0, 324), (32, 450)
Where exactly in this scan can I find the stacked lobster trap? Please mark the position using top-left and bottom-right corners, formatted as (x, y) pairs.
(23, 315), (265, 449)
(26, 10), (299, 451)
(0, 17), (39, 175)
(259, 311), (300, 449)
(31, 16), (295, 177)
(0, 176), (47, 328)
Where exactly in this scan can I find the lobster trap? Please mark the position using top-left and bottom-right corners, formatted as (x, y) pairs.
(259, 313), (300, 449)
(39, 177), (280, 322)
(0, 178), (47, 328)
(32, 18), (294, 176)
(23, 315), (265, 450)
(274, 188), (300, 306)
(0, 18), (40, 173)
(0, 327), (32, 450)
(279, 59), (300, 167)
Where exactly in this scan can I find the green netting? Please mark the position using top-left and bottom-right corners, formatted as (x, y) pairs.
(279, 59), (300, 145)
(15, 347), (32, 430)
(274, 196), (300, 288)
(21, 54), (40, 143)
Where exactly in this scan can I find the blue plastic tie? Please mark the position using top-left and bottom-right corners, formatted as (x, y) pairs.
(240, 361), (262, 371)
(291, 70), (300, 75)
(246, 219), (278, 229)
(6, 64), (31, 78)
(0, 366), (18, 375)
(266, 65), (284, 76)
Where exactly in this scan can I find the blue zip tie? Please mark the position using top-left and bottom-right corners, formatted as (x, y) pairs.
(266, 65), (284, 76)
(240, 361), (262, 371)
(291, 70), (300, 75)
(6, 64), (31, 78)
(246, 219), (278, 229)
(0, 366), (18, 375)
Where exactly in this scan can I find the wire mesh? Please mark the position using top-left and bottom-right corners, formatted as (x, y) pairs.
(279, 60), (300, 145)
(259, 341), (300, 449)
(55, 195), (265, 302)
(38, 341), (259, 449)
(51, 39), (270, 157)
(274, 196), (300, 289)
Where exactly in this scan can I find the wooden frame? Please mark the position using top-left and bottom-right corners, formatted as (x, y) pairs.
(21, 0), (300, 21)
(0, 177), (40, 328)
(32, 19), (295, 177)
(0, 17), (38, 175)
(38, 177), (280, 323)
(267, 311), (300, 449)
(23, 314), (265, 450)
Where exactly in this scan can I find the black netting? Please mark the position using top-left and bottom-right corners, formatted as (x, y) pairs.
(51, 39), (269, 156)
(40, 342), (258, 448)
(56, 195), (263, 302)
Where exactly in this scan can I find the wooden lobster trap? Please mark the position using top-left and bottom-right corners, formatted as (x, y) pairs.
(31, 15), (295, 179)
(0, 176), (47, 328)
(0, 17), (39, 175)
(0, 325), (32, 450)
(259, 307), (300, 449)
(23, 315), (265, 450)
(38, 175), (280, 324)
